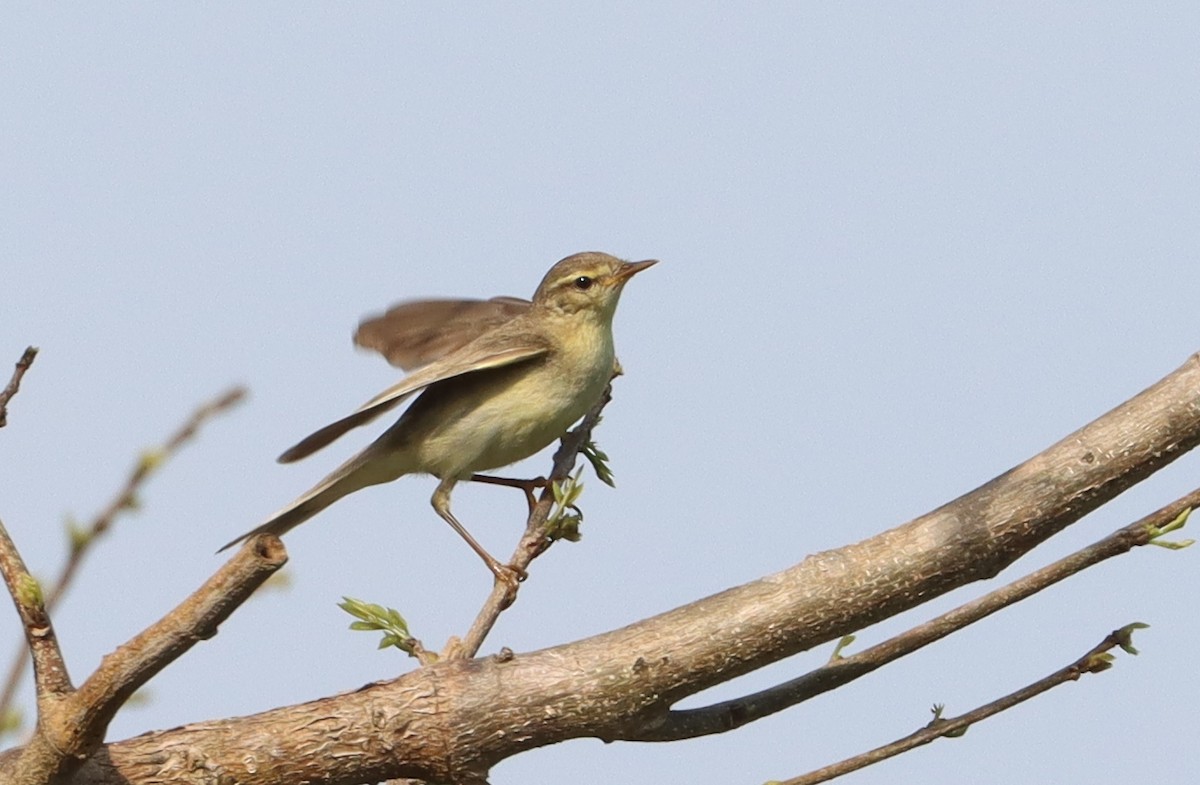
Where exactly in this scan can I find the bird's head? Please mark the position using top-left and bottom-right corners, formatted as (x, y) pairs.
(532, 252), (657, 319)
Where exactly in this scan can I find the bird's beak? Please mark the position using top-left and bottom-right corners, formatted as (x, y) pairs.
(613, 259), (658, 283)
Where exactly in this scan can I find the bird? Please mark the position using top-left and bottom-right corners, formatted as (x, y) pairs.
(220, 252), (656, 585)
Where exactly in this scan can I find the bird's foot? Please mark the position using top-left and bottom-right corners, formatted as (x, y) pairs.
(488, 560), (527, 609)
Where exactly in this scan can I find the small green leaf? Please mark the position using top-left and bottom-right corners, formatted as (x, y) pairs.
(124, 689), (152, 708)
(137, 448), (166, 474)
(1115, 622), (1149, 655)
(828, 634), (856, 662)
(338, 597), (418, 655)
(928, 704), (967, 736)
(548, 469), (586, 541)
(1085, 652), (1116, 672)
(16, 573), (43, 608)
(65, 515), (92, 553)
(0, 708), (23, 737)
(1148, 507), (1194, 549)
(581, 436), (616, 487)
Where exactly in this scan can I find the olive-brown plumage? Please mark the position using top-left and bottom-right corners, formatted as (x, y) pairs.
(220, 252), (655, 583)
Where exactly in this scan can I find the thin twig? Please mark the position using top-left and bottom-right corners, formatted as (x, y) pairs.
(618, 488), (1198, 741)
(50, 385), (248, 609)
(0, 346), (38, 429)
(446, 383), (615, 660)
(782, 625), (1143, 784)
(0, 386), (247, 727)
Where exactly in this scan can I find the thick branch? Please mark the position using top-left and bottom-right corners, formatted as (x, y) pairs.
(618, 490), (1198, 741)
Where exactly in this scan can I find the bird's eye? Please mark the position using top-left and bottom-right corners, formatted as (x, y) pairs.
(573, 276), (593, 290)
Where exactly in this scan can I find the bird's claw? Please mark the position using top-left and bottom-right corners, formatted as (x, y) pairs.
(491, 562), (527, 608)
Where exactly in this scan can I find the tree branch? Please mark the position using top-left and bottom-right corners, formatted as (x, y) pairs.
(0, 386), (247, 724)
(71, 537), (288, 743)
(7, 352), (1200, 784)
(617, 491), (1196, 740)
(0, 537), (286, 784)
(0, 517), (72, 703)
(0, 346), (38, 429)
(781, 625), (1145, 784)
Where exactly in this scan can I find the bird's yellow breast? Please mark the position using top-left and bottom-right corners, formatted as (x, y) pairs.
(397, 317), (615, 478)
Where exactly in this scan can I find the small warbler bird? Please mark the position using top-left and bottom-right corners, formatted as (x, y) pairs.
(220, 252), (656, 584)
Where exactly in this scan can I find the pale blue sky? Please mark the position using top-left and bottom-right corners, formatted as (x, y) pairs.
(3, 4), (1199, 783)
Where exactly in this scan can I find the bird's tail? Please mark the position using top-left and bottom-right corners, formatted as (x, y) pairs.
(217, 446), (400, 553)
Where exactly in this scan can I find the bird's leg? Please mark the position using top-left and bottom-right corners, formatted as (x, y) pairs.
(469, 473), (548, 516)
(432, 477), (528, 592)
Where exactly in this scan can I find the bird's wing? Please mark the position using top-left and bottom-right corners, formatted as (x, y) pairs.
(278, 324), (549, 463)
(353, 296), (531, 370)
